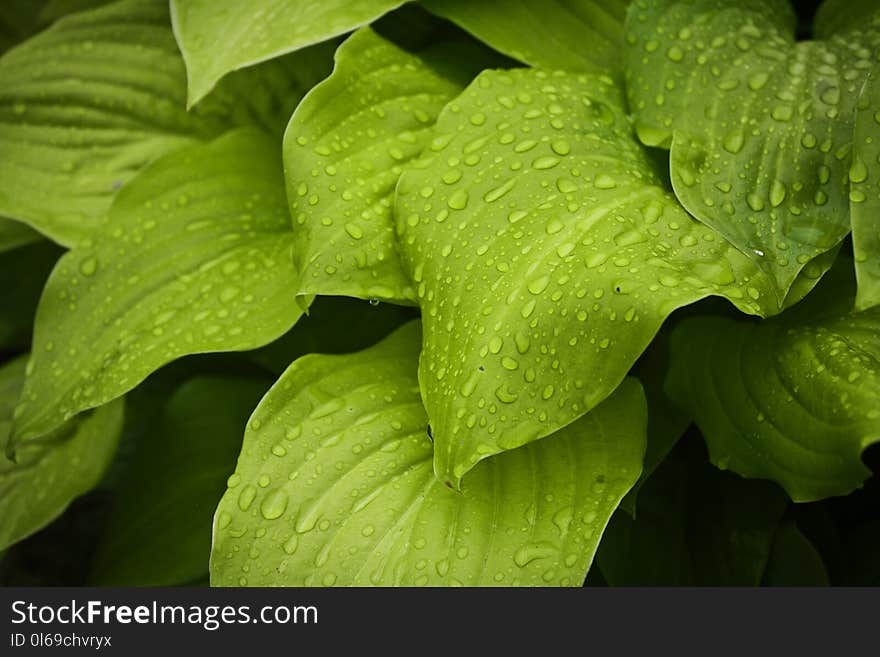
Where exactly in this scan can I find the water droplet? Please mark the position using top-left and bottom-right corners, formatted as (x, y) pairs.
(79, 257), (98, 277)
(344, 223), (364, 239)
(528, 276), (550, 295)
(722, 131), (744, 154)
(513, 542), (556, 567)
(494, 384), (518, 404)
(551, 139), (571, 155)
(447, 190), (469, 210)
(666, 46), (684, 62)
(283, 534), (299, 555)
(238, 485), (257, 511)
(850, 158), (868, 184)
(532, 156), (560, 170)
(442, 169), (462, 184)
(771, 105), (793, 121)
(483, 179), (515, 203)
(594, 174), (617, 190)
(769, 180), (786, 207)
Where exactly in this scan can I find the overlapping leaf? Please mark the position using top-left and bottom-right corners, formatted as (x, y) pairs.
(91, 376), (269, 585)
(852, 65), (880, 310)
(396, 69), (782, 486)
(170, 0), (406, 106)
(0, 0), (330, 246)
(284, 28), (485, 303)
(1, 356), (124, 551)
(211, 322), (645, 586)
(12, 129), (305, 446)
(666, 266), (880, 501)
(421, 0), (628, 72)
(624, 0), (880, 300)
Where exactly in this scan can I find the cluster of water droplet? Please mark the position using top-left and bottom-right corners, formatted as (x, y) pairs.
(624, 0), (880, 293)
(395, 68), (775, 483)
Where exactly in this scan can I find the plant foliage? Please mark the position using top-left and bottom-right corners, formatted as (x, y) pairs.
(0, 0), (877, 587)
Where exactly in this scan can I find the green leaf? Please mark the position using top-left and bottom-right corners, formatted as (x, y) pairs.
(0, 356), (124, 551)
(597, 442), (788, 585)
(0, 217), (42, 254)
(852, 65), (880, 310)
(0, 0), (327, 246)
(762, 521), (829, 586)
(210, 323), (647, 587)
(12, 129), (304, 446)
(624, 0), (880, 299)
(284, 28), (482, 303)
(396, 68), (780, 486)
(170, 0), (406, 107)
(0, 241), (61, 354)
(665, 265), (880, 501)
(91, 376), (269, 585)
(421, 0), (628, 72)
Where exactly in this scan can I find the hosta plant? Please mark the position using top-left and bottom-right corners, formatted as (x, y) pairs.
(0, 0), (877, 587)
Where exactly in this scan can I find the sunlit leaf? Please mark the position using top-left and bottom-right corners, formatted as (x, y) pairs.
(211, 323), (646, 586)
(396, 68), (780, 486)
(0, 356), (124, 551)
(12, 129), (304, 446)
(170, 0), (405, 106)
(624, 0), (880, 299)
(284, 28), (486, 303)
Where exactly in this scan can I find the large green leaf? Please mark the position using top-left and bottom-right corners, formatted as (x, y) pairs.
(852, 65), (880, 310)
(11, 129), (305, 447)
(211, 323), (646, 587)
(0, 241), (61, 354)
(597, 440), (789, 585)
(396, 68), (781, 486)
(624, 0), (880, 300)
(0, 0), (328, 246)
(421, 0), (628, 73)
(170, 0), (405, 106)
(284, 28), (483, 304)
(0, 356), (124, 551)
(665, 265), (880, 501)
(91, 376), (269, 585)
